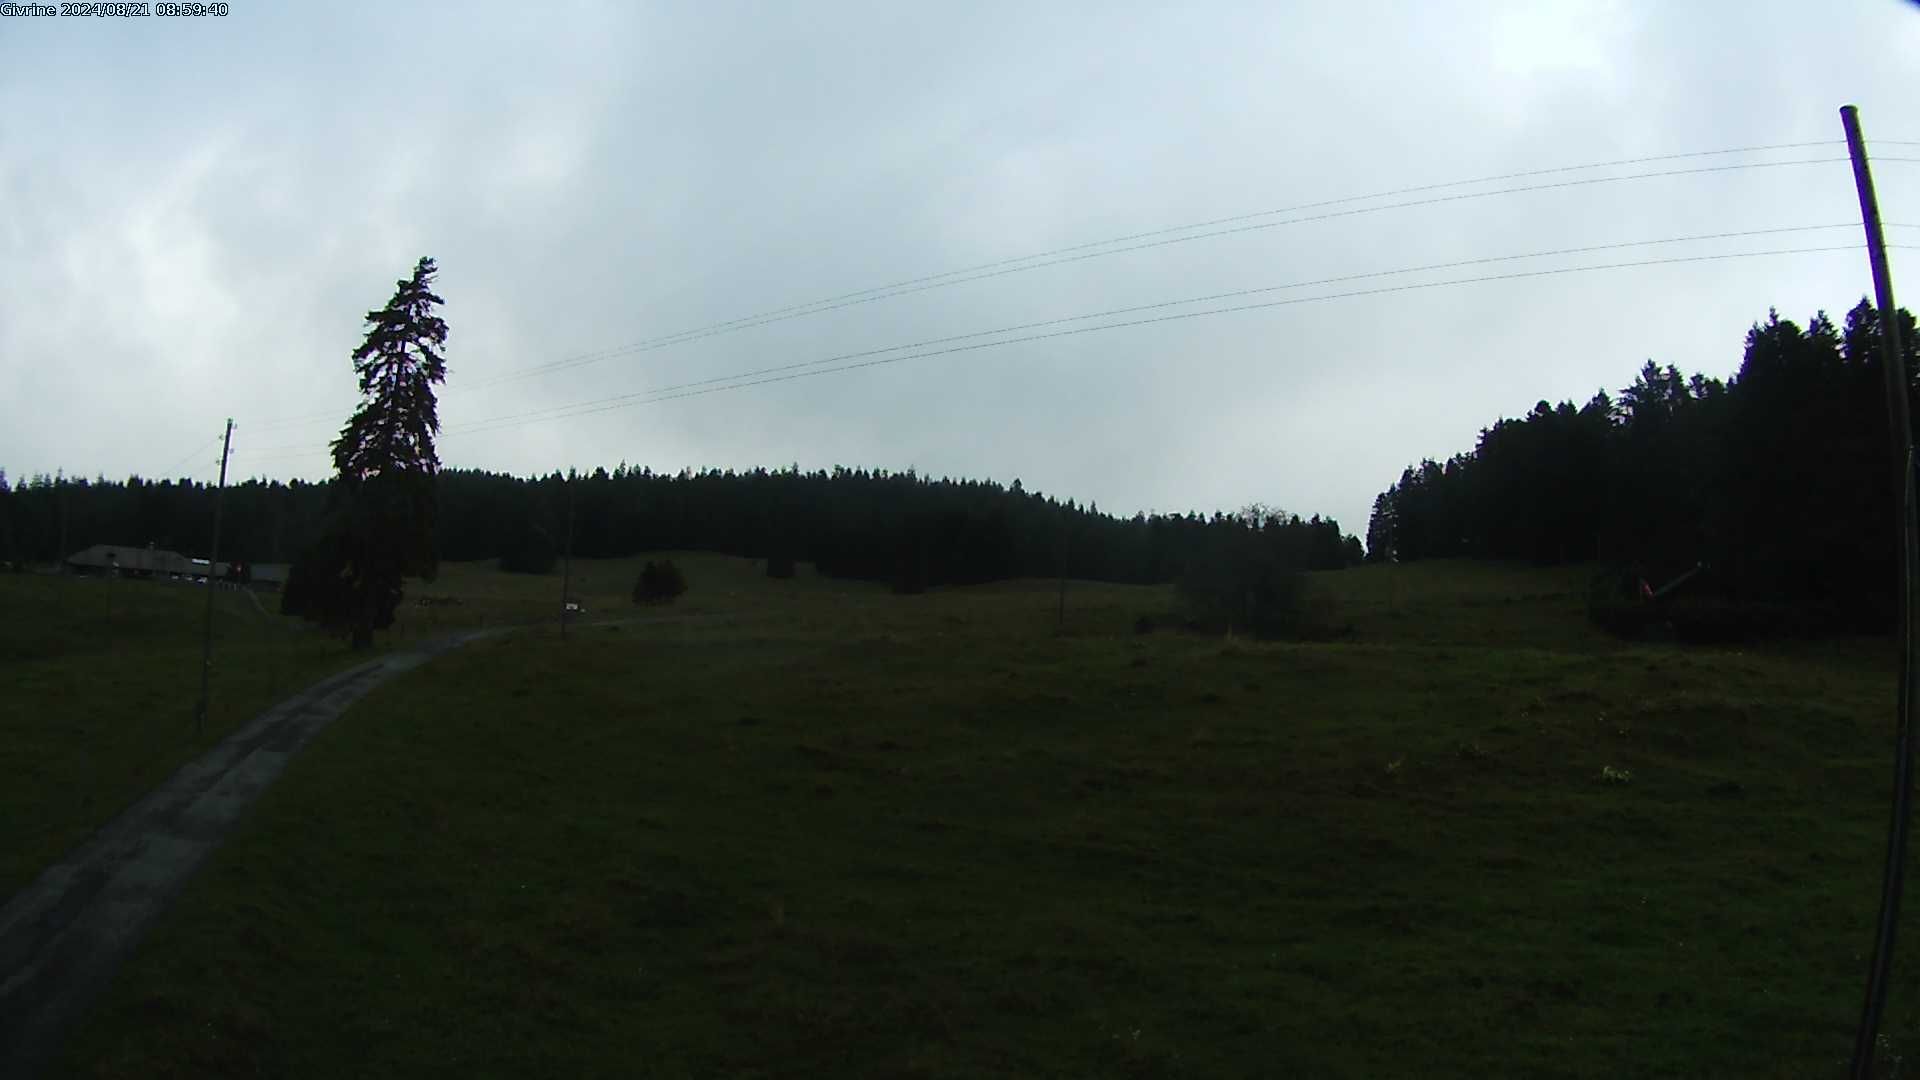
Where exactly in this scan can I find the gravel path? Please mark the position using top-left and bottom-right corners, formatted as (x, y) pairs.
(0, 607), (746, 1076)
(0, 628), (499, 1077)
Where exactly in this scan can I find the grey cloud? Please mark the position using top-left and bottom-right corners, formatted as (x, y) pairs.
(3, 0), (1917, 537)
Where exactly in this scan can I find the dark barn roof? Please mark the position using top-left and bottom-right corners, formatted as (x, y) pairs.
(65, 545), (227, 577)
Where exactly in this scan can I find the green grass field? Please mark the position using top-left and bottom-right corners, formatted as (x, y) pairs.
(0, 554), (834, 900)
(0, 573), (372, 897)
(30, 557), (1920, 1076)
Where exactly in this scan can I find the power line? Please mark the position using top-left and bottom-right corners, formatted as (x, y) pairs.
(229, 236), (1912, 462)
(468, 156), (1863, 389)
(250, 408), (347, 434)
(233, 449), (325, 466)
(238, 226), (1856, 453)
(437, 223), (1868, 438)
(232, 151), (1920, 452)
(153, 432), (225, 480)
(440, 243), (1863, 440)
(473, 142), (1853, 385)
(244, 140), (1870, 433)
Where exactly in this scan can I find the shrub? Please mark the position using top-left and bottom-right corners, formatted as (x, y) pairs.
(890, 539), (927, 595)
(1590, 564), (1801, 643)
(1176, 531), (1338, 639)
(767, 553), (796, 579)
(1587, 569), (1652, 639)
(499, 521), (557, 575)
(281, 528), (400, 638)
(633, 559), (688, 604)
(1666, 596), (1799, 643)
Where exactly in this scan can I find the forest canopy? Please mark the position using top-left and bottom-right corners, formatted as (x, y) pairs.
(0, 464), (1362, 592)
(1367, 299), (1920, 633)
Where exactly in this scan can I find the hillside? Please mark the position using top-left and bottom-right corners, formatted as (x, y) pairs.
(36, 557), (1920, 1078)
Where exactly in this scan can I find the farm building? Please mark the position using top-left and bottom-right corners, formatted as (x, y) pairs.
(64, 544), (229, 581)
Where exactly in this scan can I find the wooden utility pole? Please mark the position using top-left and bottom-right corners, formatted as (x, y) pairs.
(1843, 103), (1917, 1080)
(1056, 519), (1068, 631)
(194, 418), (234, 739)
(561, 468), (576, 640)
(56, 481), (68, 570)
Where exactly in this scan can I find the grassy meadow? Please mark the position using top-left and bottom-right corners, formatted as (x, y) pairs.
(27, 556), (1920, 1076)
(1, 553), (835, 901)
(0, 572), (370, 897)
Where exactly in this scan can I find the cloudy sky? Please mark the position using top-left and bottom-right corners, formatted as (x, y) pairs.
(3, 1), (1918, 536)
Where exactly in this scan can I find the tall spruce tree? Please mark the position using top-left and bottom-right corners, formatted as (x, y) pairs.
(287, 257), (448, 647)
(1365, 491), (1396, 563)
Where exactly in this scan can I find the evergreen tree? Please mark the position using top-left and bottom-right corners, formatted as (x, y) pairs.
(0, 468), (14, 568)
(1365, 490), (1396, 563)
(288, 257), (449, 647)
(22, 452), (1369, 596)
(1371, 298), (1919, 636)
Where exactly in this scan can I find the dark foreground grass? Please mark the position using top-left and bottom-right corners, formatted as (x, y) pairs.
(4, 552), (844, 901)
(53, 559), (1920, 1077)
(0, 574), (367, 897)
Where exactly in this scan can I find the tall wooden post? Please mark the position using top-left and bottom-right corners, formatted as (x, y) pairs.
(561, 468), (576, 640)
(1843, 103), (1916, 1080)
(195, 418), (234, 739)
(57, 481), (68, 571)
(1056, 520), (1068, 631)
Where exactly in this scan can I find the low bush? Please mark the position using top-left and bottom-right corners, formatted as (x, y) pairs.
(1177, 533), (1342, 639)
(633, 560), (688, 604)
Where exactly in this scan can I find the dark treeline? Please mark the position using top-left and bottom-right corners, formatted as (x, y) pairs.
(1, 464), (1362, 590)
(0, 474), (328, 571)
(1367, 299), (1920, 632)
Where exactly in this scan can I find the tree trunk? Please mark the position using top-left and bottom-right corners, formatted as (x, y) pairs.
(352, 580), (373, 650)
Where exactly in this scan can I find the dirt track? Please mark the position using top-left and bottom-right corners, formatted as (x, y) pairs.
(0, 606), (749, 1076)
(0, 629), (497, 1077)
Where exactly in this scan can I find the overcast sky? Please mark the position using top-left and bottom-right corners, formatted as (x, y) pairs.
(3, 1), (1918, 536)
